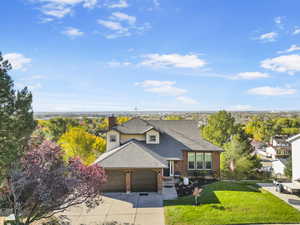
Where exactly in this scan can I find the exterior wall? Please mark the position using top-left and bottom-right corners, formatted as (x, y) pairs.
(146, 129), (160, 144)
(120, 134), (145, 144)
(174, 151), (188, 176)
(173, 151), (221, 179)
(212, 152), (220, 178)
(106, 130), (120, 151)
(272, 160), (285, 176)
(292, 139), (300, 181)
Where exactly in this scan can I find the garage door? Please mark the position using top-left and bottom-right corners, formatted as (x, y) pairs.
(132, 170), (157, 192)
(102, 170), (126, 192)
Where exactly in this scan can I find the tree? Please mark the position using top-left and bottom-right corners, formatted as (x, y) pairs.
(284, 157), (292, 179)
(164, 115), (183, 120)
(0, 52), (36, 181)
(6, 140), (106, 225)
(221, 130), (261, 179)
(201, 111), (236, 147)
(40, 117), (79, 141)
(58, 127), (106, 165)
(244, 116), (275, 142)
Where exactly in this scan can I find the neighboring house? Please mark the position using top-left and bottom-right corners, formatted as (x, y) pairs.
(272, 158), (288, 177)
(266, 135), (291, 160)
(287, 134), (300, 182)
(94, 117), (223, 193)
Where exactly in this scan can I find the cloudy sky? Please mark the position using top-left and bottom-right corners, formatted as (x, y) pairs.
(2, 0), (300, 111)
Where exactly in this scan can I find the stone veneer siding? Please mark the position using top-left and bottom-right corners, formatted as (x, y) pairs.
(174, 151), (221, 179)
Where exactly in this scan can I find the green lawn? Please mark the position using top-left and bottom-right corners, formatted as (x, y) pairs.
(164, 181), (300, 225)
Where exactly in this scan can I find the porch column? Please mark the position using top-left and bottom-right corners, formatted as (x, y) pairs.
(125, 171), (131, 193)
(157, 169), (163, 193)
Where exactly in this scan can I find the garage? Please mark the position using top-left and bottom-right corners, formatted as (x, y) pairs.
(102, 170), (126, 192)
(131, 170), (157, 192)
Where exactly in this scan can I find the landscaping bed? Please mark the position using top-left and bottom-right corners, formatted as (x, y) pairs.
(164, 181), (300, 225)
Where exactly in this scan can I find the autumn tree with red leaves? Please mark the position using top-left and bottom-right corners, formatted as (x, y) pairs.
(7, 140), (106, 225)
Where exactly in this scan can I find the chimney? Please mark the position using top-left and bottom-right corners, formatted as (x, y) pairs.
(108, 116), (116, 130)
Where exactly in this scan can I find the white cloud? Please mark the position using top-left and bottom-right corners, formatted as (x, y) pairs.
(274, 16), (283, 24)
(62, 27), (84, 37)
(135, 80), (176, 88)
(3, 53), (32, 71)
(153, 0), (160, 7)
(293, 28), (300, 35)
(277, 45), (300, 54)
(176, 96), (198, 105)
(98, 13), (150, 39)
(231, 72), (270, 80)
(30, 0), (98, 19)
(247, 86), (296, 96)
(258, 32), (278, 42)
(229, 105), (253, 111)
(107, 0), (128, 8)
(111, 12), (136, 25)
(140, 53), (206, 69)
(261, 54), (300, 75)
(98, 20), (127, 32)
(107, 61), (132, 67)
(135, 80), (187, 96)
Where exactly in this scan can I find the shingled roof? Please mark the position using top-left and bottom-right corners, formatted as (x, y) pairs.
(94, 140), (168, 168)
(112, 118), (222, 160)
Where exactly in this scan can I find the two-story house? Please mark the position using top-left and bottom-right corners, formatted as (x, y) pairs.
(94, 117), (223, 193)
(266, 135), (291, 160)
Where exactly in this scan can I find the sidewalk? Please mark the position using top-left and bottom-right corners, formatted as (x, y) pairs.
(258, 183), (300, 211)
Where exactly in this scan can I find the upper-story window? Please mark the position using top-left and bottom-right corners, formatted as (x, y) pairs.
(149, 135), (156, 142)
(110, 135), (117, 142)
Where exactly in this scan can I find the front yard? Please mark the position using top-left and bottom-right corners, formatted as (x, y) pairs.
(164, 181), (300, 225)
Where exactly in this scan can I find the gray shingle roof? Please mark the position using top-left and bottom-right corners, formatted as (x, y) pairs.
(113, 118), (222, 159)
(113, 118), (154, 134)
(94, 140), (168, 168)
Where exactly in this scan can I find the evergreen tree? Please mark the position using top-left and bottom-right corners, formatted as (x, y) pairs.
(222, 129), (261, 179)
(0, 52), (36, 181)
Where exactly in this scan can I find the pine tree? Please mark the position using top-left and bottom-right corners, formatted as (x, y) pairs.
(0, 52), (36, 181)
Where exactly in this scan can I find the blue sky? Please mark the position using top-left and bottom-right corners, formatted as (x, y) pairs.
(2, 0), (300, 112)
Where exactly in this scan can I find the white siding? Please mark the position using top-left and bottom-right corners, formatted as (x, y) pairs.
(292, 139), (300, 181)
(146, 129), (160, 144)
(106, 130), (120, 151)
(272, 160), (285, 176)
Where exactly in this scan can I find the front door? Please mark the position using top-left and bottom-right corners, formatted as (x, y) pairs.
(163, 160), (174, 176)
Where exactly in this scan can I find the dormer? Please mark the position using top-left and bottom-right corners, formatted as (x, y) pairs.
(106, 130), (120, 151)
(146, 129), (160, 144)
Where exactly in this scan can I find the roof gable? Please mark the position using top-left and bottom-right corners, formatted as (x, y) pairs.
(94, 140), (168, 168)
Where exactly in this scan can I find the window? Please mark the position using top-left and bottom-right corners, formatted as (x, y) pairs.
(188, 152), (212, 170)
(196, 153), (204, 169)
(188, 152), (195, 169)
(110, 135), (116, 142)
(149, 135), (156, 142)
(205, 153), (212, 169)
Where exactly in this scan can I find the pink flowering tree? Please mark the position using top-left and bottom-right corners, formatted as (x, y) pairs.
(7, 140), (106, 225)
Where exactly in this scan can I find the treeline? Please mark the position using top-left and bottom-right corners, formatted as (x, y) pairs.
(34, 116), (131, 165)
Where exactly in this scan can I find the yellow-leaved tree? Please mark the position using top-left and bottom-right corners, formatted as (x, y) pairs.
(58, 127), (106, 165)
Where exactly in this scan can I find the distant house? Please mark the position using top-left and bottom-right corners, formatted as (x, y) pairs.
(287, 134), (300, 182)
(272, 158), (288, 177)
(266, 135), (291, 160)
(94, 117), (223, 193)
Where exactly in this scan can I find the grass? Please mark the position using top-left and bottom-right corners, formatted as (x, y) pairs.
(164, 181), (300, 225)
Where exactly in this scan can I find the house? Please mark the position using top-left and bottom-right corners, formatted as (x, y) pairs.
(287, 134), (300, 182)
(266, 135), (291, 160)
(94, 117), (223, 193)
(272, 158), (288, 177)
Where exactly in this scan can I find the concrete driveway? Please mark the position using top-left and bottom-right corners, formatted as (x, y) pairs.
(61, 193), (165, 225)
